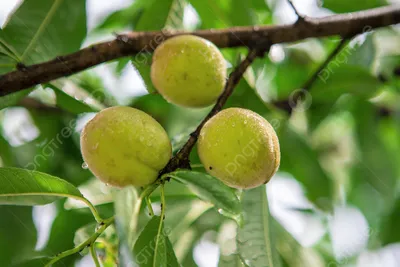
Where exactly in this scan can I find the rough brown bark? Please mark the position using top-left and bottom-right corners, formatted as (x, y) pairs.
(0, 5), (399, 96)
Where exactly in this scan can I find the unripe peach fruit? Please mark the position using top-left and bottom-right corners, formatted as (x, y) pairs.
(198, 108), (280, 189)
(80, 106), (171, 187)
(151, 35), (227, 108)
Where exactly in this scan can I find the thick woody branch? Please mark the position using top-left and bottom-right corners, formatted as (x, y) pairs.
(0, 5), (399, 96)
(159, 47), (269, 175)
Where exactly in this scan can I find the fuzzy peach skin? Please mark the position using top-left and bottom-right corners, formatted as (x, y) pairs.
(80, 106), (172, 187)
(198, 108), (280, 189)
(151, 35), (227, 108)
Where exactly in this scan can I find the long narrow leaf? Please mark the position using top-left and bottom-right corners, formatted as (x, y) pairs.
(0, 167), (85, 206)
(237, 185), (281, 267)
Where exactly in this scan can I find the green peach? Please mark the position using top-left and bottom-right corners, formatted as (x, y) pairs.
(151, 35), (227, 108)
(198, 108), (280, 189)
(80, 106), (171, 187)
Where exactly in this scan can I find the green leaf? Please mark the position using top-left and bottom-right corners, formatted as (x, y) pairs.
(218, 254), (244, 267)
(278, 125), (333, 211)
(311, 66), (381, 103)
(227, 0), (262, 26)
(273, 48), (316, 100)
(0, 43), (17, 74)
(167, 170), (241, 215)
(114, 186), (145, 249)
(0, 206), (37, 266)
(225, 78), (270, 117)
(350, 99), (397, 201)
(249, 0), (271, 10)
(0, 88), (33, 110)
(136, 0), (175, 31)
(74, 72), (118, 107)
(237, 185), (281, 267)
(130, 0), (186, 93)
(132, 54), (158, 94)
(164, 199), (212, 244)
(378, 54), (400, 77)
(133, 216), (179, 267)
(323, 0), (388, 13)
(0, 167), (85, 206)
(347, 35), (376, 69)
(164, 0), (186, 30)
(44, 207), (95, 266)
(95, 1), (144, 31)
(0, 0), (87, 65)
(11, 257), (52, 267)
(188, 0), (230, 29)
(0, 134), (14, 166)
(189, 0), (268, 28)
(74, 222), (97, 255)
(45, 83), (97, 114)
(130, 93), (176, 131)
(307, 94), (352, 132)
(273, 219), (325, 267)
(380, 196), (400, 245)
(217, 221), (244, 267)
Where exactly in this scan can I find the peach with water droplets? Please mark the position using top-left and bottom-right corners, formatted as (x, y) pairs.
(198, 108), (280, 189)
(80, 106), (172, 187)
(151, 35), (227, 108)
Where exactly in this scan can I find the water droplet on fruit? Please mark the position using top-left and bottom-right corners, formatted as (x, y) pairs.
(244, 120), (247, 124)
(232, 123), (236, 127)
(82, 162), (88, 169)
(218, 209), (223, 214)
(92, 143), (99, 150)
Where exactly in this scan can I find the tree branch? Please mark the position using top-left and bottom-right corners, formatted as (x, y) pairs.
(0, 5), (399, 96)
(159, 47), (269, 175)
(302, 38), (350, 92)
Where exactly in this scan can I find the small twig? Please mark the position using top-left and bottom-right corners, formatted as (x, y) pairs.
(90, 245), (101, 267)
(302, 38), (350, 92)
(287, 0), (305, 23)
(284, 37), (350, 111)
(159, 46), (270, 176)
(81, 197), (103, 223)
(45, 216), (115, 267)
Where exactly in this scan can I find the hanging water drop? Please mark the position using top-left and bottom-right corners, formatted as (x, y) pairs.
(82, 162), (88, 169)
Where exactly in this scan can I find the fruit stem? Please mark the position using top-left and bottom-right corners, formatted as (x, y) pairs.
(81, 197), (103, 223)
(44, 216), (115, 267)
(90, 244), (101, 267)
(160, 184), (166, 219)
(140, 183), (159, 199)
(145, 196), (155, 216)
